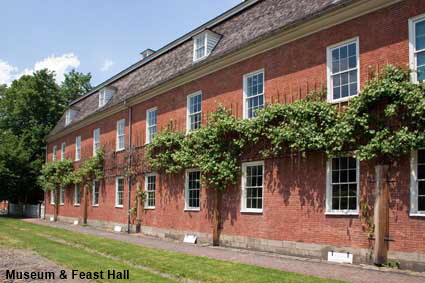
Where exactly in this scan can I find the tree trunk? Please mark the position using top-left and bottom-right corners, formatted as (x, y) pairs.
(54, 188), (59, 222)
(135, 193), (142, 233)
(373, 164), (390, 265)
(213, 188), (223, 246)
(83, 184), (88, 225)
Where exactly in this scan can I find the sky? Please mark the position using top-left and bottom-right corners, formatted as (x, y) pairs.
(0, 0), (241, 86)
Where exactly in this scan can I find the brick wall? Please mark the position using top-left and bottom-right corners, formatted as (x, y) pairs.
(46, 0), (425, 257)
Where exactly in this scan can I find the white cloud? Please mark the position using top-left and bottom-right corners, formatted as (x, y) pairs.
(100, 59), (114, 72)
(0, 60), (18, 85)
(0, 53), (80, 85)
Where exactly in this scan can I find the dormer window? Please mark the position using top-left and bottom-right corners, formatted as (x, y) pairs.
(65, 109), (77, 126)
(193, 30), (220, 62)
(98, 87), (115, 108)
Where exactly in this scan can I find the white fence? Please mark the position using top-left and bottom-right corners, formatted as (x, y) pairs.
(8, 203), (42, 218)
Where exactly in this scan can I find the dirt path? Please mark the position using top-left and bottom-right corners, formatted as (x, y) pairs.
(0, 248), (89, 283)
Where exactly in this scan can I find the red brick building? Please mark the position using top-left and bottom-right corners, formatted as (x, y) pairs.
(45, 0), (425, 269)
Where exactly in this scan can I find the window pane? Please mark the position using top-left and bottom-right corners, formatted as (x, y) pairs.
(330, 157), (358, 211)
(418, 164), (425, 180)
(416, 21), (425, 50)
(419, 150), (425, 164)
(419, 196), (425, 211)
(419, 181), (425, 196)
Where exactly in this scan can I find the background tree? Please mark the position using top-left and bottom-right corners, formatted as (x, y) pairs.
(60, 69), (92, 105)
(0, 69), (92, 204)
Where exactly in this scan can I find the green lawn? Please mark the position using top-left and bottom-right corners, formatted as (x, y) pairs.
(0, 218), (343, 283)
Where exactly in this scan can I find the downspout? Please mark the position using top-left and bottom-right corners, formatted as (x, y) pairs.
(127, 103), (133, 233)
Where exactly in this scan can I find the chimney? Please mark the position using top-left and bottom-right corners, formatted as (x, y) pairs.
(140, 49), (155, 59)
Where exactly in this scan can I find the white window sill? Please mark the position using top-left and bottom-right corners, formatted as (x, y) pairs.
(115, 205), (123, 208)
(325, 211), (359, 216)
(241, 209), (263, 214)
(115, 148), (125, 153)
(59, 203), (64, 206)
(92, 204), (99, 207)
(409, 212), (425, 217)
(144, 207), (155, 210)
(193, 56), (207, 63)
(184, 208), (200, 212)
(74, 204), (80, 207)
(328, 95), (357, 104)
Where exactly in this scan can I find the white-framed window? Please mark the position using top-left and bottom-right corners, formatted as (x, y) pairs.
(59, 186), (65, 205)
(243, 69), (264, 119)
(50, 190), (56, 205)
(93, 128), (100, 155)
(116, 119), (125, 151)
(185, 169), (201, 211)
(327, 37), (360, 103)
(187, 91), (202, 132)
(326, 156), (359, 215)
(92, 180), (100, 206)
(75, 136), (81, 161)
(192, 31), (220, 62)
(52, 145), (57, 161)
(194, 34), (207, 61)
(98, 87), (115, 108)
(74, 184), (80, 206)
(115, 177), (124, 208)
(241, 161), (264, 213)
(61, 142), (66, 160)
(409, 14), (425, 83)
(145, 173), (156, 209)
(65, 110), (76, 126)
(146, 108), (157, 144)
(410, 150), (425, 216)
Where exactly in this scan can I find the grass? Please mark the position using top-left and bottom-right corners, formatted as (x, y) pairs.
(0, 217), (344, 283)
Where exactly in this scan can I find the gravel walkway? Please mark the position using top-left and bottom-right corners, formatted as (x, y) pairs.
(26, 219), (425, 283)
(0, 248), (89, 283)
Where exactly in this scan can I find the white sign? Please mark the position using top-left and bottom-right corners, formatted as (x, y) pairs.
(183, 234), (197, 244)
(73, 220), (79, 225)
(114, 225), (122, 232)
(328, 251), (353, 264)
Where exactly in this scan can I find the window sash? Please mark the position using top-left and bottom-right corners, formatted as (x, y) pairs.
(59, 187), (65, 205)
(116, 119), (125, 150)
(146, 109), (157, 143)
(327, 38), (359, 102)
(93, 128), (100, 154)
(244, 71), (264, 119)
(93, 181), (99, 206)
(411, 150), (425, 215)
(75, 136), (81, 161)
(187, 93), (202, 131)
(185, 171), (201, 210)
(145, 175), (156, 208)
(241, 162), (264, 212)
(194, 35), (206, 60)
(326, 157), (359, 214)
(50, 190), (55, 205)
(74, 185), (80, 205)
(116, 178), (124, 207)
(53, 146), (57, 161)
(61, 143), (66, 160)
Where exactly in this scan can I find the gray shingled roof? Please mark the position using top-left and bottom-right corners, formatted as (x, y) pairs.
(49, 0), (355, 137)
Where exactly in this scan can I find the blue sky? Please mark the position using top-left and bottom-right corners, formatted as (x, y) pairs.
(0, 0), (240, 86)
